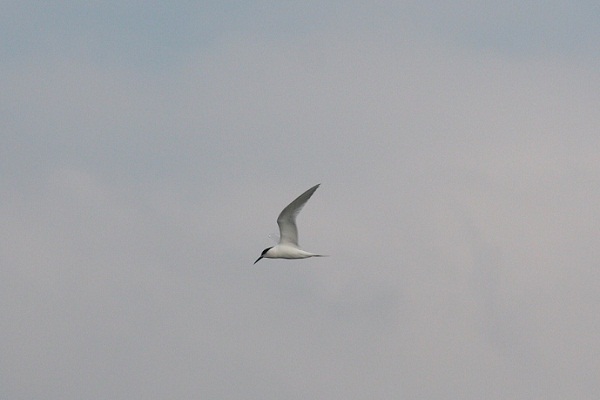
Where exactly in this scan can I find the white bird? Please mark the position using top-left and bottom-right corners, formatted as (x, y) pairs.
(254, 184), (326, 264)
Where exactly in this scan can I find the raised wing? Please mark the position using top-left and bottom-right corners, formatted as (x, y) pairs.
(276, 184), (320, 246)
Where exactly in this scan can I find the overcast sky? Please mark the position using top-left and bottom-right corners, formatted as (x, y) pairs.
(1, 2), (599, 399)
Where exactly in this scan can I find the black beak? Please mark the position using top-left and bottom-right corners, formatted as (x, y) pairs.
(254, 256), (263, 264)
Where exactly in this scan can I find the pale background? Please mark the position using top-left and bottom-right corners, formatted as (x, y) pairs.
(1, 2), (599, 399)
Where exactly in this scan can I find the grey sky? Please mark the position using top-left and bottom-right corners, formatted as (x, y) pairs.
(1, 2), (599, 399)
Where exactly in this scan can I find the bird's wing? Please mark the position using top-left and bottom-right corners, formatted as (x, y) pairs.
(276, 184), (320, 246)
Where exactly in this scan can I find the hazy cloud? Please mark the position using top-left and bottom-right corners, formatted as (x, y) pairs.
(1, 2), (599, 399)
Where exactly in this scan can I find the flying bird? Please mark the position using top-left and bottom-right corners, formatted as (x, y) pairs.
(254, 184), (326, 264)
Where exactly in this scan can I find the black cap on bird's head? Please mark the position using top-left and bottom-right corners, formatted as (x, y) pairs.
(254, 247), (272, 264)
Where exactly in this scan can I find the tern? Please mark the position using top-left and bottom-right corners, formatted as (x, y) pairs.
(254, 184), (326, 264)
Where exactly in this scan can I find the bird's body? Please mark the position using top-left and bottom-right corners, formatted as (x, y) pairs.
(254, 184), (325, 264)
(261, 244), (319, 259)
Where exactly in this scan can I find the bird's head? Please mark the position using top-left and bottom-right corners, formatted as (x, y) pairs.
(254, 247), (273, 264)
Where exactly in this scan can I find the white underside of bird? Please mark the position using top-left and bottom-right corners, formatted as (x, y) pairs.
(254, 184), (326, 264)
